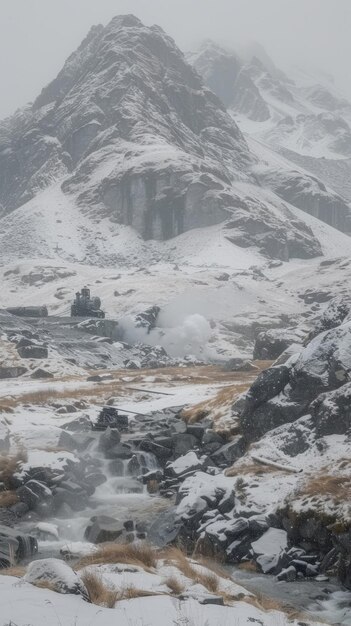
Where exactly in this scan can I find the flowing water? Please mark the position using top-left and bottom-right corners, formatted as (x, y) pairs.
(14, 429), (351, 624)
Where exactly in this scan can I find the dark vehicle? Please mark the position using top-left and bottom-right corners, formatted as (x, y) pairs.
(6, 306), (48, 318)
(71, 287), (105, 318)
(92, 407), (129, 431)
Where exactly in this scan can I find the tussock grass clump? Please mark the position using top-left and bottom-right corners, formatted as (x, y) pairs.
(76, 543), (157, 571)
(163, 575), (185, 595)
(0, 490), (19, 508)
(0, 450), (27, 489)
(32, 580), (58, 593)
(81, 570), (119, 608)
(81, 570), (162, 607)
(119, 586), (161, 600)
(162, 548), (220, 593)
(297, 472), (351, 505)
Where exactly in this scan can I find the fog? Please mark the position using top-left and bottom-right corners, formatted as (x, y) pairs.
(0, 0), (350, 119)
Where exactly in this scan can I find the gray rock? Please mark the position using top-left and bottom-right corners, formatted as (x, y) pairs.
(25, 559), (89, 599)
(211, 436), (246, 466)
(172, 433), (198, 456)
(277, 565), (297, 581)
(98, 426), (121, 452)
(30, 368), (54, 379)
(0, 366), (28, 379)
(253, 328), (304, 360)
(84, 515), (124, 544)
(17, 345), (48, 359)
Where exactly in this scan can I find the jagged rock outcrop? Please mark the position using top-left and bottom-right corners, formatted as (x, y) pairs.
(259, 168), (351, 233)
(240, 320), (351, 441)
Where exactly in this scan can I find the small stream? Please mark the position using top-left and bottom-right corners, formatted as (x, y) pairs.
(231, 565), (351, 625)
(14, 425), (351, 625)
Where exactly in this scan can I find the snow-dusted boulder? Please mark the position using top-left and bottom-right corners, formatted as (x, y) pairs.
(25, 558), (89, 600)
(253, 327), (304, 360)
(240, 321), (351, 441)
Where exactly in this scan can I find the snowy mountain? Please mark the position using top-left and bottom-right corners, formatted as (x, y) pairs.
(0, 13), (348, 265)
(189, 41), (351, 225)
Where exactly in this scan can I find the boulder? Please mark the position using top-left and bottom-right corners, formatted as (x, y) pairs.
(24, 558), (89, 599)
(84, 515), (124, 544)
(30, 368), (54, 379)
(211, 436), (246, 466)
(311, 382), (351, 436)
(98, 426), (121, 452)
(17, 345), (48, 359)
(166, 452), (204, 478)
(277, 565), (297, 581)
(172, 433), (198, 456)
(242, 366), (290, 414)
(0, 366), (28, 379)
(254, 328), (304, 360)
(139, 439), (173, 461)
(0, 525), (37, 566)
(105, 443), (133, 460)
(17, 480), (53, 514)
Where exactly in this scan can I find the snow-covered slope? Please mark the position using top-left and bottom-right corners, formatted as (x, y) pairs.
(189, 41), (351, 220)
(0, 14), (344, 261)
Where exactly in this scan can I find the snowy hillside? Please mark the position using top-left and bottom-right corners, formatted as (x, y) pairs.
(189, 40), (351, 224)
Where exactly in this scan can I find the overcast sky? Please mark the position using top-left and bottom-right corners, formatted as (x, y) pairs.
(0, 0), (350, 119)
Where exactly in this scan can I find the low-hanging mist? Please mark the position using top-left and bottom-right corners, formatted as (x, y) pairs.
(120, 312), (213, 359)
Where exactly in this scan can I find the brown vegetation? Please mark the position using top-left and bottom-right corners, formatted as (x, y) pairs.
(0, 490), (19, 507)
(162, 548), (220, 593)
(296, 472), (351, 505)
(76, 543), (157, 571)
(180, 362), (269, 428)
(0, 363), (269, 410)
(81, 570), (119, 608)
(0, 451), (27, 489)
(0, 566), (26, 577)
(163, 575), (185, 595)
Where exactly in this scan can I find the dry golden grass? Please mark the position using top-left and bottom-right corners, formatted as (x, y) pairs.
(225, 462), (282, 477)
(162, 548), (220, 593)
(296, 472), (351, 505)
(81, 570), (119, 608)
(76, 543), (157, 571)
(0, 566), (26, 577)
(0, 450), (27, 488)
(0, 490), (19, 507)
(180, 362), (269, 427)
(163, 575), (185, 595)
(0, 405), (14, 414)
(32, 580), (58, 593)
(0, 363), (269, 410)
(120, 586), (161, 600)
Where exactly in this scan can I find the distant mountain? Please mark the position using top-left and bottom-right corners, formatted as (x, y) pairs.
(189, 40), (351, 219)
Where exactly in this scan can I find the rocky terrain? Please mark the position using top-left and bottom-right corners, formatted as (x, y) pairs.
(0, 11), (351, 626)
